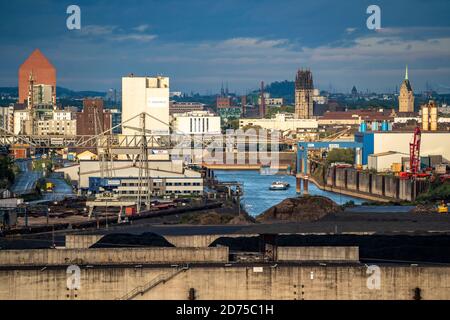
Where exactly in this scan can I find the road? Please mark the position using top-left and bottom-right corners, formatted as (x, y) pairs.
(11, 160), (42, 195)
(42, 173), (75, 202)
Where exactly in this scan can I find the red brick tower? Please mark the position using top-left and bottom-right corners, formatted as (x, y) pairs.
(18, 49), (56, 106)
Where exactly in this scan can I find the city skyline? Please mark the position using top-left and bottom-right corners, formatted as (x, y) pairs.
(1, 0), (450, 94)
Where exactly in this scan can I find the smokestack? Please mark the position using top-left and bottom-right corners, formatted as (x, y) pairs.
(422, 104), (430, 131)
(430, 101), (438, 131)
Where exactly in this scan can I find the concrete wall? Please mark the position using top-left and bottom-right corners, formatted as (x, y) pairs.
(0, 247), (229, 266)
(335, 169), (346, 189)
(371, 175), (385, 197)
(276, 247), (359, 262)
(399, 179), (414, 202)
(346, 169), (358, 191)
(325, 168), (428, 202)
(1, 265), (449, 300)
(384, 175), (399, 199)
(358, 172), (372, 193)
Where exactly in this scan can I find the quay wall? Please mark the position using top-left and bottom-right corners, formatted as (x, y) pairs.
(0, 265), (449, 300)
(319, 168), (428, 202)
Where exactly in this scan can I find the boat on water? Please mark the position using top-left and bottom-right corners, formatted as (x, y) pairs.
(269, 181), (290, 191)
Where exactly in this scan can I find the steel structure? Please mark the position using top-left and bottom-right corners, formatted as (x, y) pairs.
(297, 141), (364, 175)
(410, 126), (422, 175)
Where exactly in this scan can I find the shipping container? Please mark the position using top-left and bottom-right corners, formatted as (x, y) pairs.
(125, 207), (136, 217)
(391, 163), (402, 173)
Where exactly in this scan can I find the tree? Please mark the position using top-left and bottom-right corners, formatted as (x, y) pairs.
(0, 156), (15, 187)
(326, 149), (355, 165)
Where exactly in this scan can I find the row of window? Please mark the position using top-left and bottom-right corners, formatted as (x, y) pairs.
(119, 190), (201, 195)
(121, 182), (202, 187)
(190, 118), (210, 133)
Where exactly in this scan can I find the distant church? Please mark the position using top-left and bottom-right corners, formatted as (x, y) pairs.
(399, 66), (415, 113)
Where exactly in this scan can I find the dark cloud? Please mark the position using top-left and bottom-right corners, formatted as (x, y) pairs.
(0, 0), (449, 93)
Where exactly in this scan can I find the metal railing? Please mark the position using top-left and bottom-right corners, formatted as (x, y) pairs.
(117, 265), (189, 300)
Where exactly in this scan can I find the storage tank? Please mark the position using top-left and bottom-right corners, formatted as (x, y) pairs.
(430, 102), (438, 131)
(372, 121), (379, 131)
(422, 105), (430, 131)
(359, 122), (367, 133)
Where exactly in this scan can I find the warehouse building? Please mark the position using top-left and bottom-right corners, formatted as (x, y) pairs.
(57, 159), (203, 198)
(356, 131), (450, 166)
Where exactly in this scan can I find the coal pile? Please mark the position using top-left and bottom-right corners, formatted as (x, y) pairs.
(210, 236), (261, 252)
(257, 196), (342, 222)
(211, 234), (450, 263)
(90, 233), (175, 249)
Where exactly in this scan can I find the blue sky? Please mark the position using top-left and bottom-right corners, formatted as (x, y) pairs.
(1, 0), (450, 94)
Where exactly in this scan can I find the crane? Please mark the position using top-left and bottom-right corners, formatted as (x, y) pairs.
(400, 126), (430, 179)
(410, 126), (422, 176)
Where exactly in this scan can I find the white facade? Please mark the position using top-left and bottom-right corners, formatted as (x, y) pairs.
(36, 119), (77, 136)
(0, 105), (14, 132)
(258, 97), (284, 106)
(53, 110), (74, 121)
(368, 151), (405, 172)
(122, 76), (170, 136)
(371, 132), (450, 163)
(59, 160), (204, 198)
(240, 113), (318, 131)
(172, 111), (221, 134)
(13, 110), (30, 135)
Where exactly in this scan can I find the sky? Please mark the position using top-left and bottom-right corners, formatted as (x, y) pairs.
(1, 0), (450, 94)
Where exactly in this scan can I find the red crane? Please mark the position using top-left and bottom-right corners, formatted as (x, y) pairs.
(399, 126), (429, 179)
(410, 126), (422, 176)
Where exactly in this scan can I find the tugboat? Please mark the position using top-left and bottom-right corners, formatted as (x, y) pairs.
(269, 181), (290, 191)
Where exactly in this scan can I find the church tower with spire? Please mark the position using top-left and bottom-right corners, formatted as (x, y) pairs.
(399, 65), (415, 113)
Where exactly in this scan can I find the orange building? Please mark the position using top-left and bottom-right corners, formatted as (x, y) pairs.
(18, 49), (56, 106)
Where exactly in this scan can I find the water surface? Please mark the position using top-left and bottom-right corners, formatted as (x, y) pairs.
(214, 170), (363, 216)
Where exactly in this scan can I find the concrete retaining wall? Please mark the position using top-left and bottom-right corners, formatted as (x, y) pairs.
(0, 265), (449, 300)
(358, 172), (372, 193)
(276, 247), (359, 262)
(384, 176), (399, 199)
(0, 247), (229, 266)
(324, 168), (429, 202)
(335, 169), (346, 188)
(371, 175), (385, 197)
(346, 169), (358, 191)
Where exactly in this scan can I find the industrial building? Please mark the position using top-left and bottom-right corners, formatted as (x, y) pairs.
(171, 111), (221, 135)
(356, 131), (450, 166)
(76, 99), (112, 136)
(368, 151), (406, 172)
(240, 113), (318, 132)
(0, 105), (14, 132)
(57, 158), (203, 198)
(169, 102), (205, 115)
(122, 75), (170, 136)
